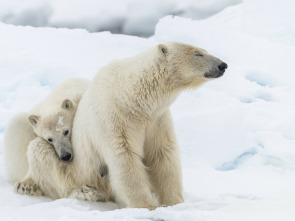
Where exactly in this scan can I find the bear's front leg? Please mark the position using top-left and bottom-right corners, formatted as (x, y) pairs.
(14, 176), (43, 196)
(25, 137), (66, 199)
(144, 110), (184, 206)
(105, 129), (157, 209)
(69, 185), (108, 202)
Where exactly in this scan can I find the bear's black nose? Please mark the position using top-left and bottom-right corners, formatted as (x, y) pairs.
(61, 153), (72, 161)
(218, 62), (228, 72)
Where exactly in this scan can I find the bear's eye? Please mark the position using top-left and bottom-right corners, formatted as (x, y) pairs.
(195, 52), (204, 57)
(64, 130), (69, 136)
(48, 138), (53, 143)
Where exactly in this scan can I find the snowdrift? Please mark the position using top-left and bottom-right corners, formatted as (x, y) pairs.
(1, 0), (295, 220)
(0, 0), (241, 36)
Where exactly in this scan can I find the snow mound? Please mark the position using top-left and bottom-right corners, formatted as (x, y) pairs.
(242, 0), (295, 46)
(1, 0), (295, 220)
(0, 0), (241, 36)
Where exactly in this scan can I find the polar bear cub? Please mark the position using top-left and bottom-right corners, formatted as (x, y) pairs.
(29, 78), (93, 162)
(5, 78), (109, 201)
(4, 78), (90, 184)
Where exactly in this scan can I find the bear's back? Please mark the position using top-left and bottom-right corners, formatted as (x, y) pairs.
(31, 78), (91, 115)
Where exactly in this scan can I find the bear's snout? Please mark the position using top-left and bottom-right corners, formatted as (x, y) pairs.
(218, 62), (228, 73)
(204, 62), (228, 78)
(60, 152), (72, 161)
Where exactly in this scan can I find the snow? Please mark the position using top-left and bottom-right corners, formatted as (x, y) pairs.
(0, 0), (241, 36)
(1, 0), (295, 220)
(56, 116), (64, 131)
(55, 116), (64, 132)
(58, 116), (64, 125)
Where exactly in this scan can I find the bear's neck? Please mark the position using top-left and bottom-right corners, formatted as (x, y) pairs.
(119, 57), (180, 121)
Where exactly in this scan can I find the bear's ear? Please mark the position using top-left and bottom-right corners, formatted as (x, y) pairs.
(158, 44), (168, 57)
(28, 115), (40, 127)
(61, 99), (74, 110)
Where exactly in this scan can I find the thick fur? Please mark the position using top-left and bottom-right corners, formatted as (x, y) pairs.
(70, 42), (226, 208)
(4, 78), (90, 184)
(6, 42), (225, 207)
(4, 112), (36, 182)
(15, 137), (110, 201)
(28, 78), (91, 161)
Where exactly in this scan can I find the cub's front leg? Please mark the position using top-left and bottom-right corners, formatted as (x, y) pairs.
(14, 137), (58, 198)
(21, 137), (72, 199)
(14, 176), (43, 196)
(21, 137), (109, 202)
(145, 110), (184, 206)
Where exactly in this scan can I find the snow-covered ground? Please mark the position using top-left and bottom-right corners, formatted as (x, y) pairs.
(0, 0), (241, 36)
(1, 0), (295, 220)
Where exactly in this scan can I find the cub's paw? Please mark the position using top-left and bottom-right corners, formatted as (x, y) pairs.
(69, 185), (107, 202)
(14, 179), (43, 196)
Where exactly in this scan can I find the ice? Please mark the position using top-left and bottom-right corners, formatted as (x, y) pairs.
(58, 116), (64, 125)
(217, 149), (258, 171)
(0, 0), (241, 36)
(1, 0), (295, 220)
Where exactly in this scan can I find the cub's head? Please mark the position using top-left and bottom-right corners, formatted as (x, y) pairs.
(29, 99), (76, 162)
(157, 42), (227, 89)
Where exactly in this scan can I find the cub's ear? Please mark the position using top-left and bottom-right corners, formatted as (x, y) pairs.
(158, 44), (168, 56)
(61, 99), (74, 110)
(28, 115), (40, 127)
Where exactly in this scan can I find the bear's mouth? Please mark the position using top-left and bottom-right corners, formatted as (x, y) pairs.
(204, 71), (224, 78)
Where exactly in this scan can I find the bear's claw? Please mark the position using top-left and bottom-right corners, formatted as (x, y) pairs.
(69, 185), (107, 202)
(14, 179), (43, 196)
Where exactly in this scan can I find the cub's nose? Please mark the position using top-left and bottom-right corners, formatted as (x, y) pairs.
(61, 152), (72, 161)
(218, 62), (228, 72)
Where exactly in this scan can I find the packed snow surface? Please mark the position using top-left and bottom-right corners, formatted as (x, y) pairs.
(1, 0), (295, 220)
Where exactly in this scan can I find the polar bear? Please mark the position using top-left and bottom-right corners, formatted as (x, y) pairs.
(4, 78), (91, 184)
(5, 78), (110, 201)
(69, 42), (227, 208)
(8, 42), (226, 207)
(28, 78), (92, 161)
(15, 136), (110, 201)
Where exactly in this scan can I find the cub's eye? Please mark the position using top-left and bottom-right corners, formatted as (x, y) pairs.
(48, 138), (53, 143)
(64, 130), (69, 136)
(195, 52), (204, 57)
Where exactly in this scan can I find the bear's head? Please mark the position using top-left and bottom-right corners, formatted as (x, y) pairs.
(28, 99), (76, 162)
(158, 42), (227, 89)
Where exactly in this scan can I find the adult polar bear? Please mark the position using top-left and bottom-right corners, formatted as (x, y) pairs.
(71, 42), (227, 209)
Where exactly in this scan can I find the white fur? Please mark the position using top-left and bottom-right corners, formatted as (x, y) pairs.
(71, 42), (225, 208)
(6, 42), (225, 207)
(4, 78), (90, 183)
(15, 137), (110, 201)
(4, 112), (35, 182)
